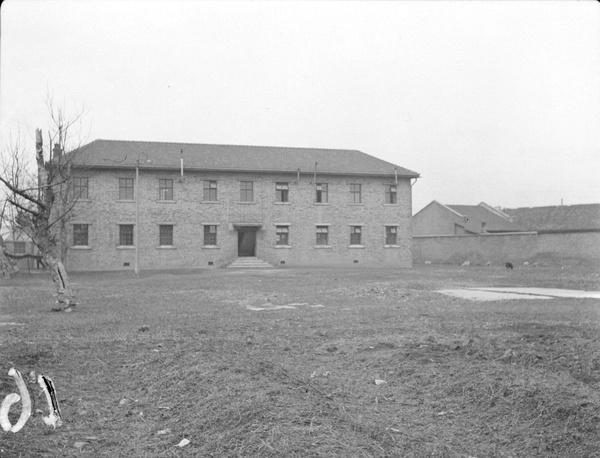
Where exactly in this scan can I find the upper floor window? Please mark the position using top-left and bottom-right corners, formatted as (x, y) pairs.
(316, 183), (328, 203)
(119, 178), (134, 200)
(159, 179), (173, 200)
(240, 181), (254, 202)
(276, 226), (289, 245)
(385, 185), (397, 204)
(275, 182), (289, 202)
(316, 226), (329, 246)
(349, 184), (362, 203)
(204, 225), (217, 246)
(350, 226), (362, 245)
(159, 225), (173, 246)
(73, 224), (89, 246)
(203, 180), (217, 201)
(73, 177), (89, 200)
(119, 224), (134, 246)
(386, 226), (398, 245)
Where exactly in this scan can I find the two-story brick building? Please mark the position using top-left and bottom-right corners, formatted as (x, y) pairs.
(65, 140), (419, 271)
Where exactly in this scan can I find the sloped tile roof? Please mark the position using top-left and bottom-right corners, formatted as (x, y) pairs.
(504, 204), (600, 231)
(448, 204), (524, 233)
(69, 140), (419, 178)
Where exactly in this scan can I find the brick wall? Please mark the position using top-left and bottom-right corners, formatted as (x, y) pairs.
(413, 231), (600, 265)
(66, 169), (414, 271)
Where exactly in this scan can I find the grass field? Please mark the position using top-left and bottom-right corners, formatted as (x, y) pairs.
(1, 264), (599, 457)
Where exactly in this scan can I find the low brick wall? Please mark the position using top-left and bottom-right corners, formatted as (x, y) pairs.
(413, 231), (600, 265)
(536, 231), (600, 260)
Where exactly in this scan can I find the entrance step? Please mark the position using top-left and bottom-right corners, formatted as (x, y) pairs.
(226, 257), (275, 269)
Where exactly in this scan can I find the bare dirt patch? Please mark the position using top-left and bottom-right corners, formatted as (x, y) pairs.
(1, 265), (599, 457)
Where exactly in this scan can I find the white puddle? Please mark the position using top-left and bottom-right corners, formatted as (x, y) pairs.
(470, 287), (600, 299)
(246, 302), (325, 311)
(436, 287), (600, 302)
(437, 290), (552, 301)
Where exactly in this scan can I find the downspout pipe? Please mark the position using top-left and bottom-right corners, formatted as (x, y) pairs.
(180, 149), (184, 179)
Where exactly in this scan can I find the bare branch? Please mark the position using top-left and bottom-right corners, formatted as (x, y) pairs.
(0, 174), (47, 210)
(7, 198), (41, 218)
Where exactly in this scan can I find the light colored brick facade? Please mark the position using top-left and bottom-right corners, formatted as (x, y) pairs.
(65, 141), (418, 271)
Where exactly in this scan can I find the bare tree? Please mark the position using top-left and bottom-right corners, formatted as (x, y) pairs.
(0, 102), (87, 310)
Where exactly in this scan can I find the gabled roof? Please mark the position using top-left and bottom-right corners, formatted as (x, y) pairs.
(504, 204), (600, 231)
(447, 204), (523, 233)
(413, 200), (464, 218)
(414, 201), (523, 233)
(68, 140), (419, 178)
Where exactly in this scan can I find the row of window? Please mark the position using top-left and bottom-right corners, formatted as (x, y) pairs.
(72, 178), (399, 204)
(71, 224), (400, 248)
(311, 225), (398, 246)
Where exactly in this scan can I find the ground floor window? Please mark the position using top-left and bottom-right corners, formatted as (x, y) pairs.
(350, 226), (362, 245)
(204, 225), (217, 246)
(13, 241), (26, 254)
(159, 225), (173, 246)
(73, 224), (89, 246)
(386, 226), (398, 245)
(276, 226), (289, 245)
(119, 224), (134, 246)
(316, 226), (329, 245)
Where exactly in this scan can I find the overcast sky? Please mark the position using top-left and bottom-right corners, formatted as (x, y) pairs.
(1, 0), (599, 212)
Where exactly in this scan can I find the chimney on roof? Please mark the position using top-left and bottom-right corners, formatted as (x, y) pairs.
(52, 143), (62, 159)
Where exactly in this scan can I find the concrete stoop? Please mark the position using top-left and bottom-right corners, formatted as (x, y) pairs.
(226, 257), (275, 269)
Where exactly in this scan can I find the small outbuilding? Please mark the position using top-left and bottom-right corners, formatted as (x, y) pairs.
(413, 201), (523, 236)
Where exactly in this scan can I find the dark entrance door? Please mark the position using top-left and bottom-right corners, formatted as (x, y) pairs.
(237, 228), (257, 257)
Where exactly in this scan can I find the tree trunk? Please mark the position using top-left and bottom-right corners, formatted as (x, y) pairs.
(44, 254), (75, 310)
(1, 120), (81, 308)
(31, 128), (76, 310)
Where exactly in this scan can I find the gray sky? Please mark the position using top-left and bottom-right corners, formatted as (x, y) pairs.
(1, 0), (599, 212)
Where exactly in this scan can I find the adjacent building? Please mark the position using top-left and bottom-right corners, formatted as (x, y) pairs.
(65, 140), (419, 271)
(413, 201), (523, 236)
(412, 201), (600, 265)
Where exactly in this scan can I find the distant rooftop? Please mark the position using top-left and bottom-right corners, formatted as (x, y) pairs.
(69, 139), (419, 178)
(447, 204), (523, 233)
(504, 204), (600, 231)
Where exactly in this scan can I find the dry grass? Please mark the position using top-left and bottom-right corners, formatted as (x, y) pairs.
(1, 264), (599, 457)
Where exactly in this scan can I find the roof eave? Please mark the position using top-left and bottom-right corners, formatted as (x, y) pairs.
(73, 163), (420, 178)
